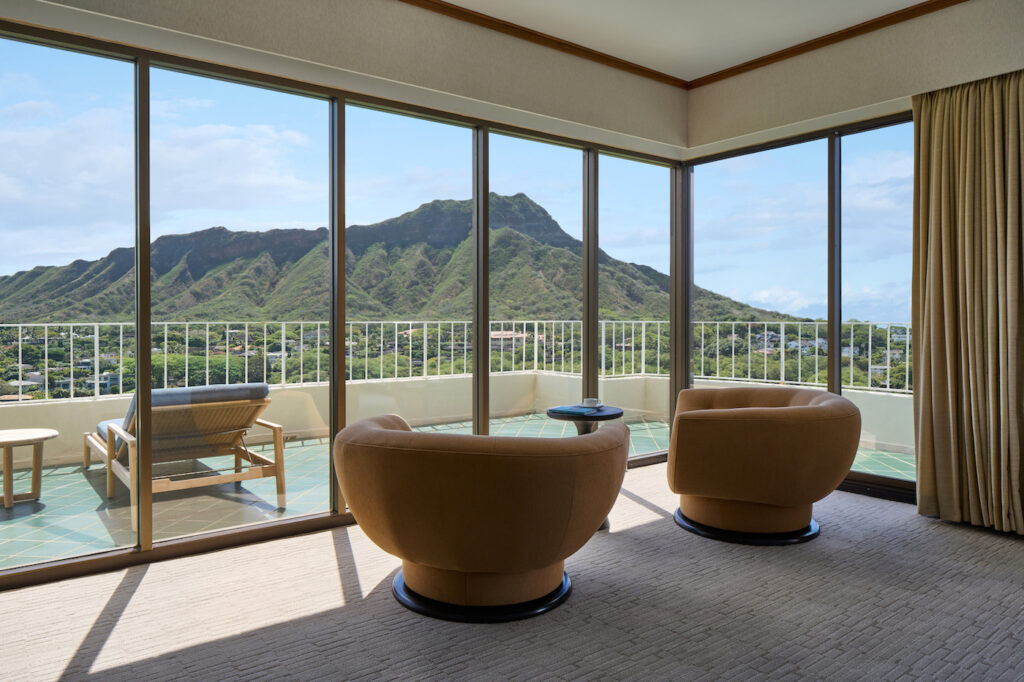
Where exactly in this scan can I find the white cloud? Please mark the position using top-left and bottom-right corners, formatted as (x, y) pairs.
(746, 287), (824, 315)
(840, 284), (911, 323)
(150, 97), (215, 119)
(346, 166), (470, 225)
(149, 121), (323, 219)
(0, 71), (42, 97)
(0, 102), (330, 274)
(0, 100), (58, 122)
(0, 105), (134, 228)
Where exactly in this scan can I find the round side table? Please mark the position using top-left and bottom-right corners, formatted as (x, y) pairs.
(545, 405), (624, 435)
(1, 428), (59, 509)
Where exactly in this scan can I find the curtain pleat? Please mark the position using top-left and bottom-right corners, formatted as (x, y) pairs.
(912, 70), (1024, 533)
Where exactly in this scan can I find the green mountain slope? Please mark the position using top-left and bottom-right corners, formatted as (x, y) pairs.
(0, 193), (799, 323)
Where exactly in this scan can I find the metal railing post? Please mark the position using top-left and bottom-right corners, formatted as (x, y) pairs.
(163, 323), (168, 388)
(184, 322), (190, 387)
(780, 322), (785, 384)
(225, 325), (231, 385)
(69, 325), (75, 398)
(44, 325), (50, 399)
(93, 323), (100, 396)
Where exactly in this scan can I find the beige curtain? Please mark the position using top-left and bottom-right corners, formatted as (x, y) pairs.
(913, 70), (1023, 533)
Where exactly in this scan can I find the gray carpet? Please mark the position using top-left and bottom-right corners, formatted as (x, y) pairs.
(4, 462), (1024, 680)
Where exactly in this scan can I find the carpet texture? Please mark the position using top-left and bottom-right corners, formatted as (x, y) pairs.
(3, 462), (1023, 680)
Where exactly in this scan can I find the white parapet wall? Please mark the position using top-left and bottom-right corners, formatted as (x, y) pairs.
(0, 385), (332, 469)
(0, 374), (913, 470)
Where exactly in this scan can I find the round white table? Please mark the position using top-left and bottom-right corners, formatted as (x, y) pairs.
(1, 428), (59, 509)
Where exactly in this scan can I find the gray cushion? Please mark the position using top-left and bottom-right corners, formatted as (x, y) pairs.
(96, 418), (121, 439)
(114, 382), (271, 437)
(101, 383), (271, 459)
(119, 382), (270, 429)
(152, 382), (270, 407)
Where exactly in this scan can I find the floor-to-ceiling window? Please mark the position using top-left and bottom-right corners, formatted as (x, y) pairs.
(0, 20), (918, 585)
(691, 124), (915, 484)
(841, 121), (915, 480)
(487, 133), (583, 437)
(598, 154), (671, 456)
(0, 37), (136, 568)
(344, 105), (473, 431)
(148, 67), (331, 540)
(693, 140), (830, 391)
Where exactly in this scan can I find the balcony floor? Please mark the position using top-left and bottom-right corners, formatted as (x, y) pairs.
(0, 414), (913, 570)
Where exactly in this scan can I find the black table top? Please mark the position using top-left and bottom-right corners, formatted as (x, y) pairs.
(546, 404), (624, 422)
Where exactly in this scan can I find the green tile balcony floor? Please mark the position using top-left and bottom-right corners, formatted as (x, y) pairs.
(851, 447), (916, 482)
(0, 439), (333, 570)
(0, 414), (913, 571)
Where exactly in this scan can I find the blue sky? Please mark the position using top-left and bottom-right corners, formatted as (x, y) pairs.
(0, 36), (911, 321)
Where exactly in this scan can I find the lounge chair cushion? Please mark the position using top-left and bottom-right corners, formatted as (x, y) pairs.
(96, 418), (121, 439)
(119, 382), (270, 431)
(99, 383), (271, 454)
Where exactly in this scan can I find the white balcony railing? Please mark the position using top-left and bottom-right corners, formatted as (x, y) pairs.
(0, 319), (910, 403)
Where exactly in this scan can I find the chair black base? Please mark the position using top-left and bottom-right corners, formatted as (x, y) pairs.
(674, 508), (820, 545)
(392, 570), (572, 623)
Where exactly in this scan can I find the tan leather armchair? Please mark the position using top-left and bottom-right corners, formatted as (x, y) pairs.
(334, 414), (629, 621)
(668, 387), (861, 544)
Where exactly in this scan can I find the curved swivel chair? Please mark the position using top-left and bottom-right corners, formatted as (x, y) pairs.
(668, 387), (860, 545)
(334, 414), (629, 622)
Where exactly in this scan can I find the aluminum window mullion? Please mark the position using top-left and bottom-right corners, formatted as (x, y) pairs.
(582, 148), (598, 400)
(472, 126), (489, 435)
(135, 57), (154, 552)
(329, 96), (345, 513)
(827, 131), (841, 395)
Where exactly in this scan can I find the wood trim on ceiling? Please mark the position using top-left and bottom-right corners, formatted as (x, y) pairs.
(398, 0), (972, 91)
(396, 0), (688, 88)
(687, 0), (972, 88)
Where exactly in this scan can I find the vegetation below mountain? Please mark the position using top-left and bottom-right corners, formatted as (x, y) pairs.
(0, 193), (799, 323)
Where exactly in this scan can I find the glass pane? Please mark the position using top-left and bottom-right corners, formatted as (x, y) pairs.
(693, 140), (829, 390)
(598, 155), (671, 457)
(489, 133), (582, 437)
(0, 38), (136, 567)
(345, 105), (473, 433)
(149, 68), (331, 540)
(841, 122), (915, 480)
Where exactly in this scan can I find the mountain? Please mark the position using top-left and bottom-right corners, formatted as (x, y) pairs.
(0, 193), (798, 323)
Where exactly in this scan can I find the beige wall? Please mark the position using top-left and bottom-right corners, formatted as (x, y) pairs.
(3, 0), (686, 155)
(687, 0), (1024, 155)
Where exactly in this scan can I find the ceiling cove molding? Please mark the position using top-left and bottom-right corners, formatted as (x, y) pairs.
(399, 0), (972, 91)
(396, 0), (688, 88)
(686, 0), (972, 88)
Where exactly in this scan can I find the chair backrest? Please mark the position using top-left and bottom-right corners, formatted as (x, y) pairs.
(120, 383), (271, 457)
(334, 414), (629, 572)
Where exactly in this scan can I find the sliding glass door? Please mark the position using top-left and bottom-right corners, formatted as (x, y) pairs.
(693, 140), (830, 391)
(0, 37), (136, 568)
(488, 133), (583, 437)
(598, 155), (671, 457)
(841, 122), (915, 480)
(148, 67), (332, 540)
(344, 105), (473, 433)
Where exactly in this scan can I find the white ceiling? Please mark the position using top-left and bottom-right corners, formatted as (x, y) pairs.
(447, 0), (925, 82)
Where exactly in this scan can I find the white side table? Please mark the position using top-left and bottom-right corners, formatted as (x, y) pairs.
(1, 428), (59, 508)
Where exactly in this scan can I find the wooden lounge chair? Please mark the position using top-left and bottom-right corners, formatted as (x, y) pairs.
(83, 383), (285, 529)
